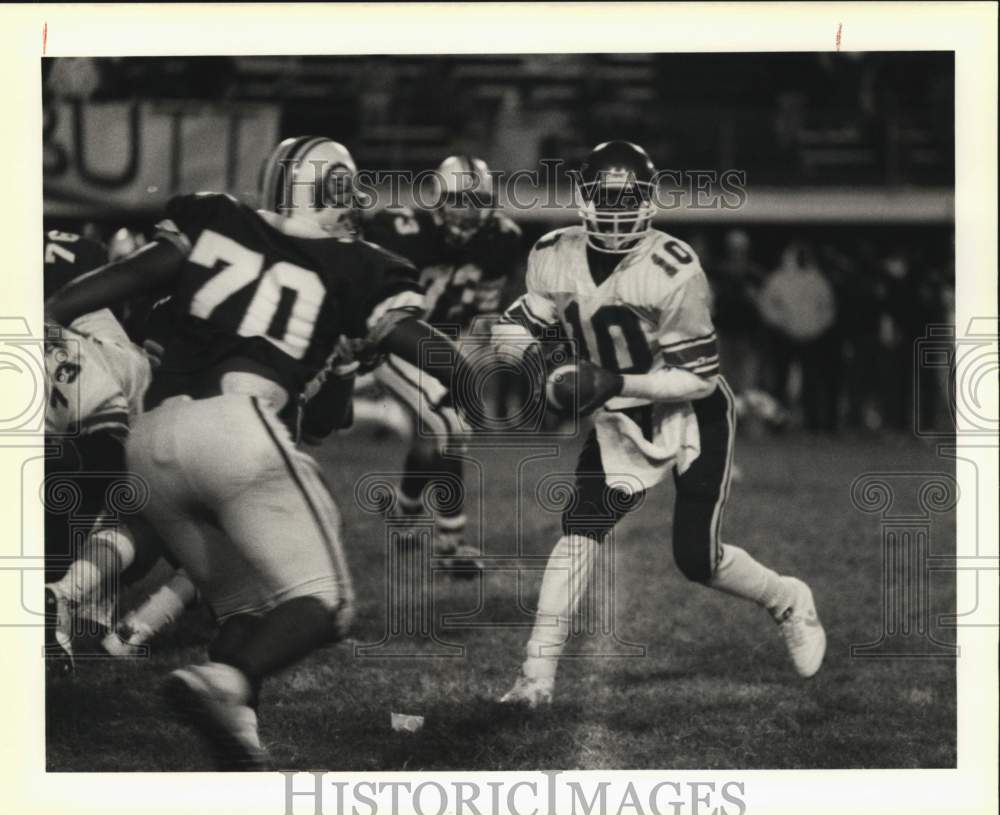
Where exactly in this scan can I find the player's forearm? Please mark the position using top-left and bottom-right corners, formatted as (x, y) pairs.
(46, 240), (184, 326)
(620, 367), (718, 403)
(378, 316), (466, 387)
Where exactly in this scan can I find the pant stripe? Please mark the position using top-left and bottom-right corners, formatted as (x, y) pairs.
(708, 378), (737, 567)
(380, 356), (462, 438)
(294, 457), (354, 604)
(250, 397), (344, 602)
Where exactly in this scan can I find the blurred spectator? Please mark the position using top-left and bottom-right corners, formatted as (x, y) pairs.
(710, 229), (766, 395)
(80, 222), (104, 245)
(815, 241), (855, 428)
(876, 248), (924, 431)
(358, 65), (395, 131)
(46, 58), (103, 99)
(838, 240), (884, 430)
(491, 88), (572, 172)
(759, 241), (839, 432)
(108, 226), (147, 261)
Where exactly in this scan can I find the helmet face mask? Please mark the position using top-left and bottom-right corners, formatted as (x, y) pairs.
(438, 195), (494, 246)
(433, 156), (494, 247)
(576, 141), (658, 254)
(260, 137), (366, 238)
(577, 177), (656, 253)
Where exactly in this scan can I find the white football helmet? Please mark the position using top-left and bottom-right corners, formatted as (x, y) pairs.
(431, 155), (495, 246)
(259, 136), (367, 238)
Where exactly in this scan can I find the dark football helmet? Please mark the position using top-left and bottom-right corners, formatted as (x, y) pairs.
(576, 140), (657, 253)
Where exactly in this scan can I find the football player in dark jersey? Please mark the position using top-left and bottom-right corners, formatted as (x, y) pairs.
(356, 155), (522, 569)
(46, 136), (480, 770)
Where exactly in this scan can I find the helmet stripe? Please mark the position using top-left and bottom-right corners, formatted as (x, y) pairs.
(261, 135), (327, 212)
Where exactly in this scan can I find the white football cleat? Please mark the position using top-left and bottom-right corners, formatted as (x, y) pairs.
(44, 585), (75, 668)
(101, 620), (154, 657)
(163, 662), (268, 770)
(500, 672), (554, 708)
(776, 577), (826, 678)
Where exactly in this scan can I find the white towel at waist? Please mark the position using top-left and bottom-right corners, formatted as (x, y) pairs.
(593, 401), (701, 492)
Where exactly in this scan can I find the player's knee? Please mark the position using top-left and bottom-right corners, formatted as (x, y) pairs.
(310, 589), (354, 642)
(561, 485), (637, 542)
(561, 497), (618, 542)
(562, 517), (614, 543)
(333, 597), (355, 640)
(560, 517), (614, 543)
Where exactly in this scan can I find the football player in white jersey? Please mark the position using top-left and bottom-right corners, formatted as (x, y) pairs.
(493, 141), (826, 707)
(43, 298), (198, 663)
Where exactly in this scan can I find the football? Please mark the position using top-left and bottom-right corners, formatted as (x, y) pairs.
(545, 363), (581, 414)
(546, 360), (625, 416)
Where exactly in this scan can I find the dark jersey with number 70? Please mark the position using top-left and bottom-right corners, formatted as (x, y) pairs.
(145, 193), (423, 409)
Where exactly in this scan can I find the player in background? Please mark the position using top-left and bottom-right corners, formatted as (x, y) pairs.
(361, 156), (522, 568)
(46, 136), (481, 769)
(493, 141), (826, 707)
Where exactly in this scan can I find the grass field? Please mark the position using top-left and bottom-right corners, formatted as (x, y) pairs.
(46, 426), (957, 771)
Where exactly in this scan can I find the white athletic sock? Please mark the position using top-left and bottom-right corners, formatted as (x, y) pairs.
(523, 534), (598, 681)
(395, 488), (425, 517)
(52, 525), (136, 606)
(708, 543), (792, 618)
(435, 513), (467, 534)
(120, 570), (198, 641)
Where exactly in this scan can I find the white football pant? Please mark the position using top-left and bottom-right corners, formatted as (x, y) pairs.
(126, 394), (353, 623)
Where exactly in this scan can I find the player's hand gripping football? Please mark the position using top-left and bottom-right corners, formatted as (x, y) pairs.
(545, 359), (624, 418)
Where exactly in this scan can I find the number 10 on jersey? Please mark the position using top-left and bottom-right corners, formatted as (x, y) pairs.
(564, 301), (653, 374)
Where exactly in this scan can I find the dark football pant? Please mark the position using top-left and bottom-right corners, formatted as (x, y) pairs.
(561, 380), (736, 583)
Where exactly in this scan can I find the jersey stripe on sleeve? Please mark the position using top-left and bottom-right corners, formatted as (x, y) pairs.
(660, 332), (719, 376)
